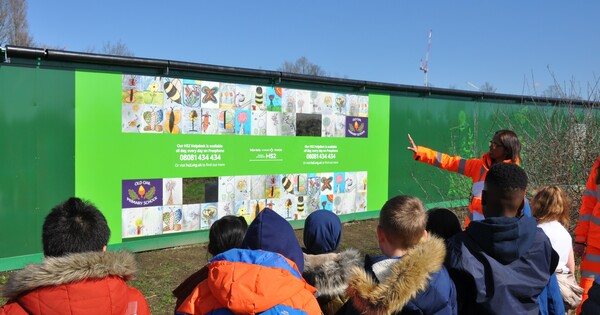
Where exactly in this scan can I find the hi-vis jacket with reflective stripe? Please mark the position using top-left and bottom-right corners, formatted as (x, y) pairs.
(414, 146), (516, 227)
(575, 157), (600, 247)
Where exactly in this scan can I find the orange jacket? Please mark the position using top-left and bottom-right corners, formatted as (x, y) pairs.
(575, 157), (600, 248)
(414, 146), (516, 227)
(177, 249), (321, 315)
(0, 251), (150, 315)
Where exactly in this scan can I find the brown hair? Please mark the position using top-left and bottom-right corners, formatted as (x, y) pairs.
(379, 195), (427, 249)
(531, 185), (570, 228)
(494, 130), (522, 163)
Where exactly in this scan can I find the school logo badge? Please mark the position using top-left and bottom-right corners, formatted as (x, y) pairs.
(122, 179), (163, 208)
(346, 116), (368, 138)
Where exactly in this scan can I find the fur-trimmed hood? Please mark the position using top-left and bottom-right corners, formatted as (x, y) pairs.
(303, 248), (362, 297)
(346, 236), (447, 315)
(3, 251), (138, 299)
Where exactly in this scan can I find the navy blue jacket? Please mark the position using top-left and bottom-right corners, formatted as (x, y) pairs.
(445, 216), (558, 315)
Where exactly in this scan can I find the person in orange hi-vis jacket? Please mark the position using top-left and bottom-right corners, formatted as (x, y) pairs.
(575, 157), (600, 314)
(407, 130), (528, 228)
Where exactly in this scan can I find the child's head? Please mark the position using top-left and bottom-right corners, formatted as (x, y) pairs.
(426, 208), (462, 240)
(208, 215), (248, 256)
(42, 197), (110, 257)
(303, 210), (342, 255)
(378, 195), (427, 254)
(531, 185), (571, 228)
(482, 163), (528, 218)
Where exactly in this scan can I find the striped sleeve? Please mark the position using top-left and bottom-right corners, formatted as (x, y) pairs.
(575, 159), (600, 244)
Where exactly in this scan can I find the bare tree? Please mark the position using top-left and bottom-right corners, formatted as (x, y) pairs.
(278, 56), (326, 76)
(85, 40), (134, 56)
(480, 82), (497, 93)
(0, 0), (33, 46)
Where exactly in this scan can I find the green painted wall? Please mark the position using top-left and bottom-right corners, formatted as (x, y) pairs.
(0, 66), (75, 261)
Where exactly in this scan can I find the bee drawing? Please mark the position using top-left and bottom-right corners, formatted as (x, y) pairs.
(282, 176), (294, 194)
(165, 106), (181, 134)
(297, 196), (304, 214)
(164, 79), (182, 104)
(255, 87), (264, 109)
(143, 108), (164, 132)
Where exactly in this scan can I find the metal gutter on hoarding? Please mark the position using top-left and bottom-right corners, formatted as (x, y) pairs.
(2, 45), (588, 106)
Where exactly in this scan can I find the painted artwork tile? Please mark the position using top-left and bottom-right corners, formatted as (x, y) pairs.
(234, 176), (251, 201)
(295, 89), (312, 114)
(140, 105), (165, 133)
(234, 84), (253, 110)
(266, 112), (282, 136)
(356, 191), (367, 212)
(183, 81), (202, 108)
(295, 195), (308, 220)
(200, 81), (220, 109)
(122, 103), (142, 133)
(163, 178), (183, 206)
(162, 78), (184, 106)
(295, 174), (308, 195)
(280, 196), (297, 220)
(346, 94), (359, 116)
(162, 206), (183, 233)
(281, 112), (296, 136)
(235, 200), (252, 224)
(333, 113), (346, 137)
(265, 174), (283, 199)
(234, 110), (251, 135)
(122, 207), (143, 238)
(319, 194), (334, 211)
(200, 203), (219, 229)
(122, 179), (163, 208)
(333, 94), (347, 115)
(281, 88), (296, 113)
(251, 86), (267, 110)
(122, 74), (141, 104)
(306, 194), (321, 214)
(142, 206), (163, 236)
(356, 171), (368, 192)
(218, 109), (235, 134)
(181, 204), (201, 231)
(219, 83), (236, 109)
(318, 92), (335, 115)
(333, 193), (356, 215)
(181, 107), (201, 134)
(249, 199), (266, 221)
(250, 175), (266, 199)
(307, 173), (321, 199)
(265, 87), (282, 112)
(319, 172), (334, 195)
(265, 198), (284, 219)
(321, 114), (335, 137)
(358, 95), (369, 117)
(218, 176), (235, 202)
(309, 90), (322, 114)
(333, 172), (346, 194)
(344, 172), (358, 194)
(280, 174), (296, 197)
(200, 108), (219, 134)
(296, 114), (322, 137)
(164, 105), (183, 134)
(137, 76), (164, 105)
(218, 201), (235, 218)
(251, 110), (267, 135)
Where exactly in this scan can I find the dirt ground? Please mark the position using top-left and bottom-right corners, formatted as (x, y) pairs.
(0, 218), (380, 314)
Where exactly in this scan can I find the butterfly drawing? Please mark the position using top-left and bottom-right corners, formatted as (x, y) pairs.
(321, 177), (333, 191)
(143, 108), (164, 132)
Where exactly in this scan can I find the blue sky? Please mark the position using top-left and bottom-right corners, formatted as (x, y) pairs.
(25, 0), (599, 97)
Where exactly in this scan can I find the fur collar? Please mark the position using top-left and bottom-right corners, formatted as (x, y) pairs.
(3, 251), (138, 299)
(303, 248), (362, 297)
(346, 236), (446, 315)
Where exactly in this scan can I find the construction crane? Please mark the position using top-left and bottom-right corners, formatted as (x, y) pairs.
(420, 30), (432, 87)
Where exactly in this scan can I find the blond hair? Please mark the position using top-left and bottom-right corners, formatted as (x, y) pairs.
(379, 195), (427, 249)
(531, 185), (570, 228)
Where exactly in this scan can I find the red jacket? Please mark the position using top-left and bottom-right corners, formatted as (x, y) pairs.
(575, 157), (600, 248)
(1, 251), (150, 315)
(414, 146), (517, 227)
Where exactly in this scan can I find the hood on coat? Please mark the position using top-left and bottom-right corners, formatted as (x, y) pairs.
(303, 248), (362, 297)
(303, 210), (342, 255)
(242, 208), (305, 272)
(346, 235), (446, 315)
(208, 249), (316, 314)
(2, 251), (138, 299)
(481, 152), (519, 170)
(465, 215), (537, 264)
